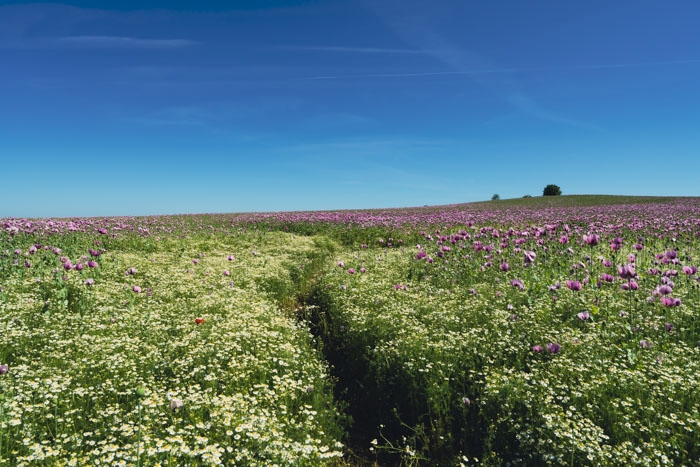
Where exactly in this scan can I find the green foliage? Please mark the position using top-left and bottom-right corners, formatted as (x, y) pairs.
(491, 194), (500, 201)
(543, 184), (562, 196)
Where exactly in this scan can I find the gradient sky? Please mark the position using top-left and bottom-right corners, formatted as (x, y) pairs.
(1, 0), (699, 217)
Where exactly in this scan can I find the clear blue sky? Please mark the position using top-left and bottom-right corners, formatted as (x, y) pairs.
(1, 0), (699, 217)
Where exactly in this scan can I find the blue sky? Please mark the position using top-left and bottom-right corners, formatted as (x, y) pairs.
(1, 0), (699, 217)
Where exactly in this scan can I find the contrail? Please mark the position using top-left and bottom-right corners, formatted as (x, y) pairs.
(304, 59), (700, 80)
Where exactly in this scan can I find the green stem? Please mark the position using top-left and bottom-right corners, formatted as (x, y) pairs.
(137, 399), (142, 467)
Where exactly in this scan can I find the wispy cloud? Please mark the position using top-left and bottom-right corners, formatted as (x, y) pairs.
(306, 70), (468, 80)
(304, 59), (700, 80)
(362, 1), (606, 130)
(122, 107), (210, 127)
(0, 4), (198, 50)
(281, 45), (429, 55)
(55, 35), (197, 49)
(506, 94), (603, 131)
(288, 137), (451, 154)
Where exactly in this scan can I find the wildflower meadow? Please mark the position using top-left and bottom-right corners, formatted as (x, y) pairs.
(1, 196), (699, 466)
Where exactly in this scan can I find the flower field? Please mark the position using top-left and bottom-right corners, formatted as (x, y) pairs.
(2, 196), (700, 466)
(0, 229), (344, 466)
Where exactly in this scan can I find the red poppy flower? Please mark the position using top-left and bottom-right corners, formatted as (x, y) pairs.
(195, 317), (205, 324)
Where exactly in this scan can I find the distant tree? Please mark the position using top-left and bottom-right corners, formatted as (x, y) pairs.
(523, 194), (532, 198)
(543, 184), (562, 196)
(491, 194), (500, 201)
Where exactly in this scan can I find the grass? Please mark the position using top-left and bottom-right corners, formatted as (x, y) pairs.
(471, 194), (679, 208)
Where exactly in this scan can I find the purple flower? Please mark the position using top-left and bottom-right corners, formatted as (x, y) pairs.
(661, 296), (681, 307)
(126, 267), (137, 275)
(583, 234), (599, 246)
(223, 270), (230, 276)
(192, 259), (199, 265)
(360, 267), (367, 273)
(566, 280), (582, 291)
(531, 345), (544, 353)
(87, 261), (98, 268)
(617, 264), (636, 280)
(337, 261), (345, 267)
(510, 279), (525, 290)
(227, 255), (234, 261)
(499, 262), (509, 272)
(461, 397), (471, 406)
(682, 265), (695, 275)
(600, 273), (614, 283)
(577, 311), (590, 321)
(524, 250), (536, 265)
(639, 339), (653, 349)
(546, 342), (561, 354)
(347, 268), (356, 274)
(658, 285), (673, 295)
(133, 286), (142, 293)
(0, 364), (8, 375)
(340, 285), (346, 291)
(84, 278), (95, 286)
(665, 322), (675, 332)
